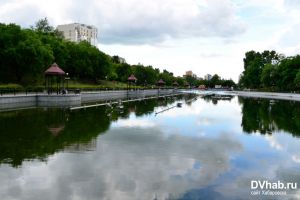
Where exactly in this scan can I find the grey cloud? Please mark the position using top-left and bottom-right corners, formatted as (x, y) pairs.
(1, 0), (246, 45)
(284, 0), (300, 8)
(97, 0), (246, 45)
(0, 3), (44, 27)
(0, 127), (242, 200)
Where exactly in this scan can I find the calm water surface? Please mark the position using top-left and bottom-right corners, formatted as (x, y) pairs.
(1, 94), (300, 200)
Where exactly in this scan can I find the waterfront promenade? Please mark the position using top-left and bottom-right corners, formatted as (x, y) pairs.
(233, 91), (300, 102)
(0, 89), (180, 111)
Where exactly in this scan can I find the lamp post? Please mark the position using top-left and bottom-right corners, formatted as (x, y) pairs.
(65, 73), (70, 91)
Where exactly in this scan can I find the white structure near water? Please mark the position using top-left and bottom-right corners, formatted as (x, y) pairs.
(57, 23), (98, 46)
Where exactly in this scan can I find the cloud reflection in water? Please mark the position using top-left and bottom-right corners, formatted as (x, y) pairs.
(0, 126), (242, 200)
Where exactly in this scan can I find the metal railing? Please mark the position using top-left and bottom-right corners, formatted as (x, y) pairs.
(0, 88), (43, 96)
(0, 87), (188, 96)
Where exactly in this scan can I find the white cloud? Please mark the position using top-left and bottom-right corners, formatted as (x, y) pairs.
(1, 0), (300, 81)
(292, 155), (300, 163)
(265, 135), (283, 150)
(0, 0), (246, 45)
(265, 132), (300, 164)
(275, 24), (300, 55)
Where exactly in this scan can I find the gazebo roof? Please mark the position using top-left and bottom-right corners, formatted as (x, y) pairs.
(128, 74), (137, 82)
(157, 79), (165, 84)
(45, 63), (65, 75)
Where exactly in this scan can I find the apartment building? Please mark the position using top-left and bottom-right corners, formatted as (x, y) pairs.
(57, 23), (98, 46)
(204, 74), (212, 81)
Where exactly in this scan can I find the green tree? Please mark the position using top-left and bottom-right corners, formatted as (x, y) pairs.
(260, 63), (279, 88)
(0, 25), (53, 84)
(32, 18), (54, 33)
(294, 69), (300, 88)
(210, 74), (221, 87)
(14, 30), (54, 83)
(159, 69), (174, 86)
(277, 56), (300, 91)
(116, 63), (133, 82)
(0, 23), (25, 83)
(133, 65), (159, 85)
(239, 50), (282, 89)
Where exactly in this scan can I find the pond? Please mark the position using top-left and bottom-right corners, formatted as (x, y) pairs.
(0, 93), (300, 200)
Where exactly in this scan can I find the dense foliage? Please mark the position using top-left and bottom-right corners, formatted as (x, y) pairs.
(0, 20), (111, 85)
(238, 50), (300, 91)
(198, 74), (235, 88)
(0, 19), (235, 88)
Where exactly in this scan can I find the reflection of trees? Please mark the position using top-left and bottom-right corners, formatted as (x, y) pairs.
(107, 97), (180, 121)
(239, 97), (300, 137)
(130, 99), (160, 116)
(0, 95), (194, 167)
(0, 108), (111, 167)
(184, 94), (198, 106)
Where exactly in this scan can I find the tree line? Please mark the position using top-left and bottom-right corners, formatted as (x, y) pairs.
(0, 18), (235, 88)
(0, 19), (112, 85)
(238, 50), (300, 91)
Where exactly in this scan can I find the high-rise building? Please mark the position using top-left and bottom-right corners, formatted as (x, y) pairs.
(57, 23), (98, 46)
(204, 74), (212, 80)
(186, 71), (193, 77)
(185, 70), (197, 78)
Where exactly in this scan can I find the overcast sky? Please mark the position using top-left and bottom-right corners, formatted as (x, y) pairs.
(1, 0), (300, 81)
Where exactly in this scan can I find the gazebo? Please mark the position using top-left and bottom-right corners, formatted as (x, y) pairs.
(157, 79), (165, 87)
(173, 81), (179, 88)
(127, 74), (137, 90)
(45, 63), (66, 94)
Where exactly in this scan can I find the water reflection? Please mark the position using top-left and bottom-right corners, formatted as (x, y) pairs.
(0, 107), (111, 167)
(0, 124), (242, 200)
(1, 94), (300, 199)
(0, 95), (194, 167)
(202, 94), (234, 105)
(239, 97), (300, 137)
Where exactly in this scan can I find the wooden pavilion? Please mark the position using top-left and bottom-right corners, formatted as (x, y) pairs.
(127, 74), (137, 90)
(45, 63), (66, 94)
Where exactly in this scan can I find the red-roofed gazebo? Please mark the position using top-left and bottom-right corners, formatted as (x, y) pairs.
(127, 74), (137, 82)
(45, 63), (66, 76)
(45, 63), (66, 94)
(127, 74), (137, 91)
(157, 79), (165, 87)
(173, 81), (179, 87)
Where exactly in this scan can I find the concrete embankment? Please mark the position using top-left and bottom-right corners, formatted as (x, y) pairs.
(0, 89), (180, 111)
(0, 94), (81, 110)
(233, 91), (300, 101)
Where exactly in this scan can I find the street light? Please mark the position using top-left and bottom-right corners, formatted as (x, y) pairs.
(65, 73), (70, 92)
